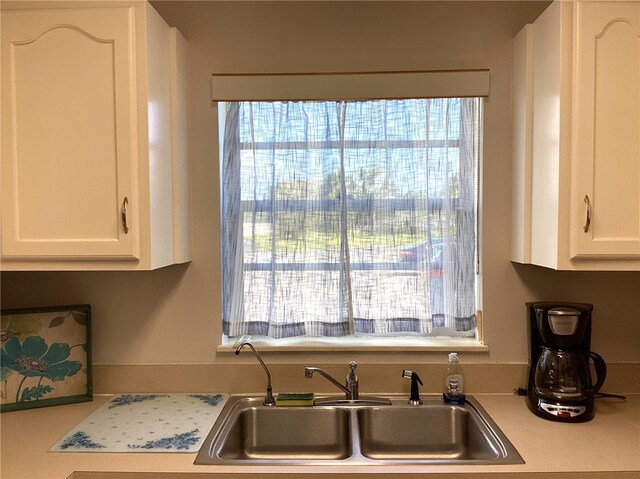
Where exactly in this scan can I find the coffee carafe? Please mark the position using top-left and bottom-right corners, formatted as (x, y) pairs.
(526, 302), (607, 422)
(534, 348), (606, 401)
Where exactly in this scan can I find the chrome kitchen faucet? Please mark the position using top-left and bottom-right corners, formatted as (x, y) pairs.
(304, 361), (359, 400)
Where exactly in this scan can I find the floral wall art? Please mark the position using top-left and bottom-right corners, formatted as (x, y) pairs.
(1, 305), (92, 412)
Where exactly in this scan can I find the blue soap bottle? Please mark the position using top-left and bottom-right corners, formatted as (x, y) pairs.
(443, 352), (466, 404)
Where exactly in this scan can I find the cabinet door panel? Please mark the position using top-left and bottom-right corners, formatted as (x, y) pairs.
(1, 8), (137, 259)
(573, 1), (640, 258)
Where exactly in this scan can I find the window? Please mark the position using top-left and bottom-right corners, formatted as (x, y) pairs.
(221, 98), (481, 343)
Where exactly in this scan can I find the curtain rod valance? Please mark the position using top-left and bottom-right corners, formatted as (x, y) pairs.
(211, 70), (490, 101)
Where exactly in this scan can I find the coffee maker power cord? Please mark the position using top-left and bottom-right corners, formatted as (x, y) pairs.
(594, 392), (627, 401)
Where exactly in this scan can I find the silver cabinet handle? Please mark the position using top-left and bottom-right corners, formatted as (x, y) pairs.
(583, 195), (591, 233)
(121, 197), (130, 234)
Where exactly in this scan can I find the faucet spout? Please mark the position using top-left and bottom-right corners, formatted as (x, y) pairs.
(304, 367), (351, 396)
(236, 341), (275, 406)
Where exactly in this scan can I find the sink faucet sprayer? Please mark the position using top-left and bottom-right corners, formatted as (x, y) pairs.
(402, 369), (424, 405)
(305, 361), (359, 400)
(235, 341), (275, 406)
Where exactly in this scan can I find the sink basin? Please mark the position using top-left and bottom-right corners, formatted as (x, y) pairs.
(195, 395), (523, 465)
(358, 405), (501, 461)
(217, 405), (351, 460)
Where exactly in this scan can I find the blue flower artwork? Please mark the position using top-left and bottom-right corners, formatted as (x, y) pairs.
(1, 305), (91, 413)
(1, 335), (83, 404)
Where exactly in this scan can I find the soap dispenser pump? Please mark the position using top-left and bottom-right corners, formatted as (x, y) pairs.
(443, 352), (466, 404)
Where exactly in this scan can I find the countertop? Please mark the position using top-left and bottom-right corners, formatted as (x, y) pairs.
(1, 393), (639, 479)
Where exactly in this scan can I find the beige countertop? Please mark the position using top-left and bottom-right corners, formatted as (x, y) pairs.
(1, 393), (639, 479)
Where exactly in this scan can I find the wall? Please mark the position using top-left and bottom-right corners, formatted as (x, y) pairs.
(2, 1), (639, 372)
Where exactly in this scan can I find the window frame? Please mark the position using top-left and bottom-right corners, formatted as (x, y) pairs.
(212, 70), (489, 352)
(217, 101), (488, 353)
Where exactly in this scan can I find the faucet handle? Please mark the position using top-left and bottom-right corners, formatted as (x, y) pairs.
(347, 361), (358, 381)
(346, 361), (359, 400)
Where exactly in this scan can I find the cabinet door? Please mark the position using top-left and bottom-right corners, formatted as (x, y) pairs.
(572, 1), (640, 259)
(1, 8), (138, 259)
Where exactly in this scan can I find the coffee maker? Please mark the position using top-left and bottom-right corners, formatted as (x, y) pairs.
(526, 302), (607, 422)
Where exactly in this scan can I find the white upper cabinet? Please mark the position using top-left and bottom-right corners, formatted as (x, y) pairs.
(572, 1), (640, 259)
(512, 0), (640, 270)
(1, 2), (191, 270)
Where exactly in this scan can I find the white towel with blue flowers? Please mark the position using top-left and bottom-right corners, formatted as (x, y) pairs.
(50, 393), (229, 453)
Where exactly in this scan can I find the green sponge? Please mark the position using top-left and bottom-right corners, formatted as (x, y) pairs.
(275, 392), (315, 407)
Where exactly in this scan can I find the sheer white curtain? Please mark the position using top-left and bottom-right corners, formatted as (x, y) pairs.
(222, 99), (479, 339)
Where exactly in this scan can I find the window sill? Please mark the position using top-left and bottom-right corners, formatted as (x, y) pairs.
(217, 335), (489, 353)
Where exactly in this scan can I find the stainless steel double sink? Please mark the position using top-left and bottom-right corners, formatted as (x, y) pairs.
(194, 395), (523, 465)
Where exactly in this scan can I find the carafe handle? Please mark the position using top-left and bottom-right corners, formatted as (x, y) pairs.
(587, 351), (607, 393)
